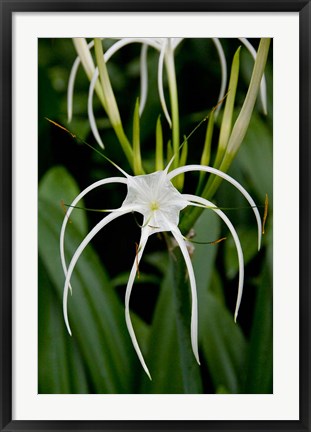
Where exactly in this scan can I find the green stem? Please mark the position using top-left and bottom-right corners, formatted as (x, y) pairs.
(180, 38), (270, 235)
(206, 38), (271, 197)
(155, 116), (164, 171)
(94, 38), (134, 169)
(165, 39), (180, 170)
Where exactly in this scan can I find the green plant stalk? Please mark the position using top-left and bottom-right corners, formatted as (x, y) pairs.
(155, 116), (164, 171)
(177, 136), (188, 189)
(197, 109), (215, 193)
(73, 38), (106, 110)
(213, 46), (241, 169)
(206, 38), (271, 197)
(179, 38), (270, 235)
(165, 40), (180, 170)
(132, 98), (144, 175)
(94, 39), (134, 168)
(167, 139), (173, 163)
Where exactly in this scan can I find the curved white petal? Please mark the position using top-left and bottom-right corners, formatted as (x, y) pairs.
(158, 40), (172, 128)
(212, 38), (227, 118)
(63, 208), (132, 336)
(171, 228), (200, 365)
(88, 68), (105, 148)
(87, 39), (165, 147)
(172, 38), (184, 50)
(183, 193), (244, 321)
(69, 37), (160, 130)
(67, 55), (81, 123)
(167, 164), (262, 250)
(125, 227), (152, 379)
(60, 177), (128, 295)
(68, 39), (96, 123)
(238, 38), (268, 115)
(139, 44), (148, 116)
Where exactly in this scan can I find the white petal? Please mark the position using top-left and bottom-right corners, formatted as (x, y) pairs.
(183, 193), (244, 321)
(238, 38), (268, 115)
(63, 209), (131, 336)
(139, 44), (148, 116)
(103, 38), (160, 58)
(88, 67), (105, 148)
(168, 164), (262, 250)
(60, 177), (127, 296)
(158, 40), (172, 128)
(72, 38), (95, 79)
(67, 56), (81, 123)
(172, 38), (184, 50)
(67, 39), (95, 123)
(125, 227), (152, 379)
(171, 228), (200, 365)
(212, 38), (227, 118)
(69, 38), (159, 126)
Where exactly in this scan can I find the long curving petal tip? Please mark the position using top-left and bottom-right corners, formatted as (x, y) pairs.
(212, 38), (227, 118)
(63, 210), (131, 346)
(158, 41), (172, 128)
(172, 228), (200, 367)
(88, 68), (105, 149)
(139, 44), (148, 116)
(258, 233), (262, 251)
(63, 294), (72, 336)
(125, 229), (152, 379)
(183, 193), (245, 331)
(194, 349), (201, 366)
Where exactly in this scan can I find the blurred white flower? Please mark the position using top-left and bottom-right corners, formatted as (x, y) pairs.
(68, 38), (267, 149)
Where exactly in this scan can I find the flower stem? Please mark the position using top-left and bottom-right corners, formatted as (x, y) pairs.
(94, 38), (134, 169)
(165, 39), (180, 170)
(180, 38), (270, 235)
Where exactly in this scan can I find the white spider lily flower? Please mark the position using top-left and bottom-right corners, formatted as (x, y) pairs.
(69, 38), (267, 148)
(61, 163), (262, 379)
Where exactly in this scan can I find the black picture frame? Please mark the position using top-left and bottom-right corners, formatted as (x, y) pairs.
(1, 0), (310, 431)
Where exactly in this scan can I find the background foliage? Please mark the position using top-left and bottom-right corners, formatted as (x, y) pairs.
(38, 38), (273, 394)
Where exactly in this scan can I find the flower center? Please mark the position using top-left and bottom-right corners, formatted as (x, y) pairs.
(150, 200), (160, 211)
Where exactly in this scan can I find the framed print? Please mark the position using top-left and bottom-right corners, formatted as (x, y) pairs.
(1, 0), (310, 431)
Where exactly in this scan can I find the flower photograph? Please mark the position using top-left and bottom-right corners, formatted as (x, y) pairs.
(38, 37), (273, 394)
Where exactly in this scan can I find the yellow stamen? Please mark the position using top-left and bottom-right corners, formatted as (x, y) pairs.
(150, 201), (160, 211)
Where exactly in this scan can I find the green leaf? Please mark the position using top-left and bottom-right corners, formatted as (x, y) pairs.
(39, 165), (88, 235)
(192, 208), (248, 394)
(38, 166), (148, 393)
(213, 46), (241, 169)
(236, 113), (273, 200)
(139, 268), (184, 393)
(224, 226), (259, 279)
(169, 248), (203, 393)
(38, 256), (89, 394)
(243, 256), (273, 393)
(206, 38), (271, 200)
(200, 293), (247, 394)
